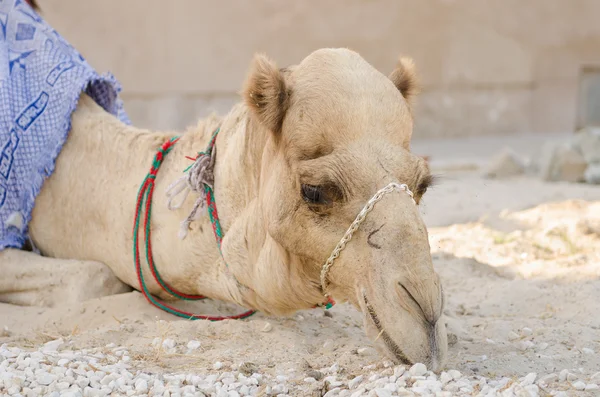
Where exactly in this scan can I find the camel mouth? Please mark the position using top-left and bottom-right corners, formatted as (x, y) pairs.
(363, 293), (412, 366)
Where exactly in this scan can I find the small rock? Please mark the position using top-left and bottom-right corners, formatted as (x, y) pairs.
(239, 362), (258, 376)
(134, 379), (148, 393)
(559, 369), (569, 382)
(306, 370), (323, 381)
(540, 143), (587, 182)
(348, 375), (363, 389)
(520, 372), (537, 386)
(440, 372), (452, 384)
(261, 323), (273, 332)
(328, 362), (340, 374)
(539, 373), (557, 384)
(42, 339), (64, 352)
(393, 366), (405, 377)
(517, 341), (535, 351)
(483, 147), (525, 179)
(213, 361), (223, 370)
(573, 126), (600, 163)
(536, 342), (549, 351)
(585, 163), (600, 184)
(586, 384), (599, 391)
(508, 331), (520, 341)
(357, 347), (376, 356)
(447, 370), (462, 380)
(447, 332), (458, 346)
(36, 372), (57, 385)
(521, 327), (533, 336)
(409, 363), (427, 377)
(374, 388), (392, 397)
(323, 340), (335, 351)
(324, 388), (341, 397)
(520, 384), (539, 396)
(304, 377), (317, 383)
(582, 347), (595, 355)
(567, 373), (578, 382)
(161, 339), (175, 349)
(572, 380), (586, 390)
(186, 340), (201, 350)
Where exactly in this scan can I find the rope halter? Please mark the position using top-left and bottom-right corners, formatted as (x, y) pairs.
(319, 182), (416, 297)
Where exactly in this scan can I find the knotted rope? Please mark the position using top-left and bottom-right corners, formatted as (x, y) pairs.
(166, 129), (219, 239)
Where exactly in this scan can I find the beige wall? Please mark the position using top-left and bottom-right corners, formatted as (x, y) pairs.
(41, 0), (600, 138)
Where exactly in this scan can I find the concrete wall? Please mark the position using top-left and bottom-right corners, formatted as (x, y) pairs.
(41, 0), (600, 138)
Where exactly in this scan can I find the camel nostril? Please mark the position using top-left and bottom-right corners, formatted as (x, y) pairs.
(398, 282), (419, 307)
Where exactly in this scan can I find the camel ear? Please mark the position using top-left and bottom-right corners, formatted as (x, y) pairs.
(388, 57), (419, 107)
(243, 53), (290, 134)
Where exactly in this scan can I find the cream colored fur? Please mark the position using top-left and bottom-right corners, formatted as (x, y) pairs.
(0, 48), (448, 370)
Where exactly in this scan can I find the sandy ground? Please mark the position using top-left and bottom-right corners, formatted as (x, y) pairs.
(2, 136), (600, 396)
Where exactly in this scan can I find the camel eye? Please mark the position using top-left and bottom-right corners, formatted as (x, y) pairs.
(301, 184), (327, 205)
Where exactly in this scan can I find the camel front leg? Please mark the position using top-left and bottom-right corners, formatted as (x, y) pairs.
(0, 249), (131, 307)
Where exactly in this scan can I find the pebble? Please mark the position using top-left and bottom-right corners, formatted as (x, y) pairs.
(559, 369), (569, 382)
(162, 339), (176, 349)
(586, 384), (599, 391)
(134, 378), (148, 392)
(357, 347), (376, 356)
(517, 340), (535, 351)
(483, 147), (525, 179)
(572, 380), (586, 390)
(508, 331), (520, 341)
(582, 347), (595, 355)
(306, 369), (323, 380)
(447, 370), (462, 380)
(440, 372), (452, 384)
(520, 372), (537, 386)
(536, 342), (549, 351)
(42, 339), (64, 352)
(521, 327), (533, 336)
(348, 375), (364, 389)
(374, 388), (392, 397)
(186, 340), (201, 350)
(409, 363), (427, 376)
(261, 322), (273, 333)
(323, 340), (335, 351)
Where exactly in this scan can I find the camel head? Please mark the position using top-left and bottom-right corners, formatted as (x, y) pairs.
(242, 48), (447, 370)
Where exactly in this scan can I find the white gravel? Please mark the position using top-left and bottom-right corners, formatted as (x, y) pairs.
(2, 340), (598, 396)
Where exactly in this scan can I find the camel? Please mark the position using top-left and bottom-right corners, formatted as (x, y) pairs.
(0, 48), (448, 370)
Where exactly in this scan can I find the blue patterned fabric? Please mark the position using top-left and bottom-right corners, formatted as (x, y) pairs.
(0, 0), (130, 250)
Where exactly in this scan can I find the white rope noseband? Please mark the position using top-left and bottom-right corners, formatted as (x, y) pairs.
(320, 182), (416, 297)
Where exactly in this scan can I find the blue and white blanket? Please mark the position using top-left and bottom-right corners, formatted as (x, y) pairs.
(0, 0), (130, 250)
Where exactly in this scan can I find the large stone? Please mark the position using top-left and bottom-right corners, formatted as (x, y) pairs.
(483, 147), (525, 179)
(584, 163), (600, 184)
(539, 143), (587, 182)
(573, 127), (600, 164)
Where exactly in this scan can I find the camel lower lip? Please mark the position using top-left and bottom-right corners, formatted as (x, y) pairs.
(363, 294), (412, 366)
